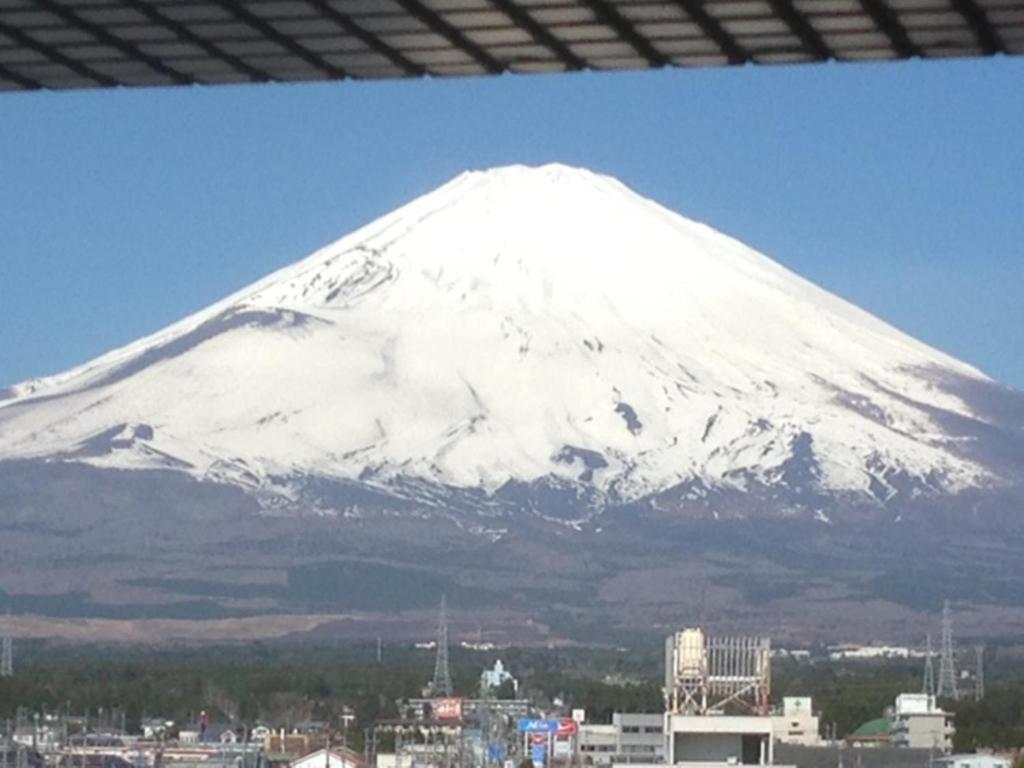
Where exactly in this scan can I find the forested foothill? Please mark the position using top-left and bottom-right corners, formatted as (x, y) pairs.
(1, 641), (1022, 753)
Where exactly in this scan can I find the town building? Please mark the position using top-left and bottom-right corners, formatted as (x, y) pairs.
(613, 713), (664, 763)
(771, 698), (822, 746)
(577, 724), (617, 766)
(936, 754), (1013, 768)
(847, 718), (893, 748)
(479, 660), (518, 695)
(289, 747), (363, 768)
(890, 694), (954, 752)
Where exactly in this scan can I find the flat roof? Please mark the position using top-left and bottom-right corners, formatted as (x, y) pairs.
(1, 0), (1021, 92)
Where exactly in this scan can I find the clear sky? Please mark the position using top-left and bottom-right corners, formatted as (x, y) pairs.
(1, 57), (1022, 390)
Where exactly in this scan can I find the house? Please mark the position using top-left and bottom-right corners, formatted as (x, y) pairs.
(289, 747), (363, 768)
(847, 718), (893, 748)
(141, 719), (175, 740)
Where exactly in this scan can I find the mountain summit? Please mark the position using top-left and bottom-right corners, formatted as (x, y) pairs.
(0, 164), (1004, 504)
(2, 165), (1023, 640)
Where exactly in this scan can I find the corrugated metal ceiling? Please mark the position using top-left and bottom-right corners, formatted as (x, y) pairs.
(0, 0), (1020, 91)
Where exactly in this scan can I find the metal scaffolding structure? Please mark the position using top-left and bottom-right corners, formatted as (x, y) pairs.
(0, 0), (1021, 93)
(665, 628), (771, 715)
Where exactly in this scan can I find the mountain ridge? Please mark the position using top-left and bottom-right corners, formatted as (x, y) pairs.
(0, 164), (1002, 506)
(2, 163), (1023, 639)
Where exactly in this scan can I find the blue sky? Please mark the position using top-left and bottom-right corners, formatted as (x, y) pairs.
(1, 57), (1022, 390)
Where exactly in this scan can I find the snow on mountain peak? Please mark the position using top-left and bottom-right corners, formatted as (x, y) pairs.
(0, 164), (997, 508)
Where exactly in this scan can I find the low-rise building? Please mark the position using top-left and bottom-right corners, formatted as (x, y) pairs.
(846, 718), (892, 748)
(771, 698), (821, 747)
(936, 754), (1012, 768)
(613, 713), (664, 764)
(665, 714), (775, 765)
(890, 694), (953, 752)
(577, 724), (617, 766)
(289, 747), (362, 768)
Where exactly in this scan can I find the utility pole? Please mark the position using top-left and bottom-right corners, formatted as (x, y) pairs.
(937, 600), (958, 700)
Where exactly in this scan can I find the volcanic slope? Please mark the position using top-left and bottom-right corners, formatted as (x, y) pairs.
(0, 164), (1015, 519)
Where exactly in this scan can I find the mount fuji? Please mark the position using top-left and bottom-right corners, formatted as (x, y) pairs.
(2, 164), (1023, 642)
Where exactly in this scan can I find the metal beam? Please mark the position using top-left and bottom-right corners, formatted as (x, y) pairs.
(671, 0), (749, 64)
(766, 0), (833, 60)
(393, 0), (505, 74)
(949, 0), (1005, 54)
(488, 0), (589, 70)
(305, 0), (425, 76)
(857, 0), (921, 57)
(0, 61), (41, 90)
(35, 0), (193, 85)
(578, 0), (669, 67)
(209, 0), (347, 79)
(120, 0), (271, 82)
(0, 17), (117, 87)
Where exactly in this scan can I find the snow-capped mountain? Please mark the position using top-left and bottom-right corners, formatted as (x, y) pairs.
(0, 164), (1019, 518)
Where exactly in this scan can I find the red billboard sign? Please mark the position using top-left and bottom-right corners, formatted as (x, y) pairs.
(432, 697), (463, 720)
(556, 718), (578, 736)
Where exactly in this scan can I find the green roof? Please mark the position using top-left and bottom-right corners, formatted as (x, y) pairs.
(850, 718), (893, 738)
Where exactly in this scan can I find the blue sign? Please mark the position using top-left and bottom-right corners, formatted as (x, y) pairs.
(488, 744), (507, 762)
(517, 719), (558, 733)
(531, 744), (547, 767)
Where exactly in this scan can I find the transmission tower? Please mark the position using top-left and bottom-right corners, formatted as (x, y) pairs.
(430, 594), (452, 697)
(1, 634), (12, 678)
(922, 634), (935, 697)
(937, 600), (958, 700)
(975, 645), (985, 701)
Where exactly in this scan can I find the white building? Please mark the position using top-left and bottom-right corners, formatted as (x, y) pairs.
(936, 755), (1012, 768)
(480, 659), (518, 694)
(665, 714), (774, 766)
(578, 724), (618, 766)
(828, 645), (921, 660)
(890, 693), (954, 752)
(771, 698), (821, 746)
(613, 714), (664, 763)
(290, 748), (363, 768)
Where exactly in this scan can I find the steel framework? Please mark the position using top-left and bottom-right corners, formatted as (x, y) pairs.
(937, 600), (958, 700)
(0, 0), (1021, 92)
(665, 628), (771, 715)
(431, 594), (453, 698)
